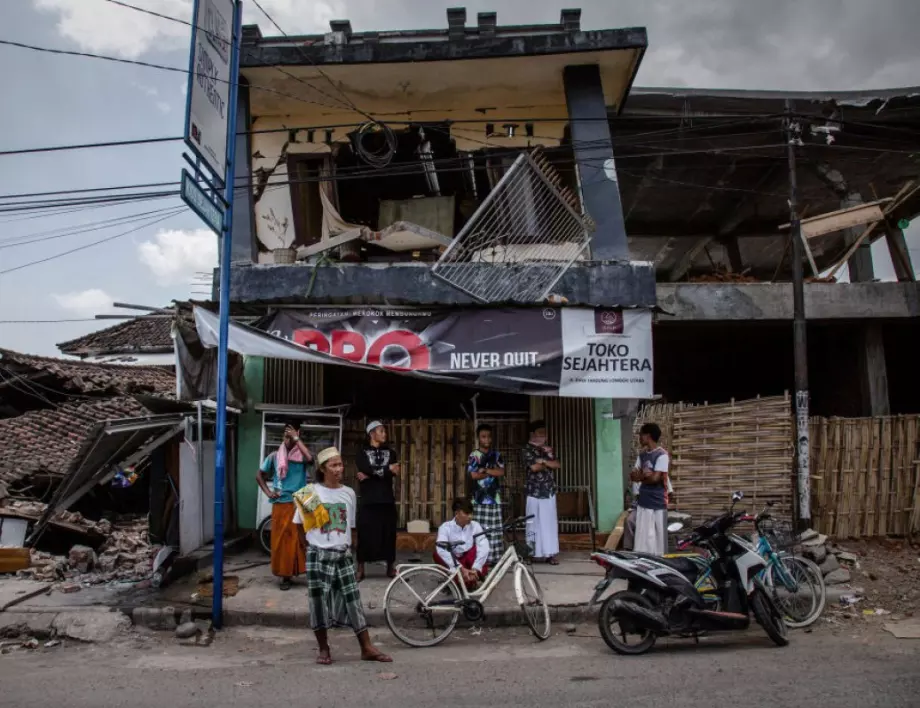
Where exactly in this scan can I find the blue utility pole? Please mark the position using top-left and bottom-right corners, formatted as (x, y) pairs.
(211, 0), (243, 628)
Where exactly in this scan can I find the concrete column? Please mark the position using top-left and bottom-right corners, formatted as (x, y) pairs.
(858, 323), (891, 416)
(230, 80), (255, 263)
(235, 355), (265, 530)
(884, 225), (916, 282)
(563, 65), (629, 261)
(594, 399), (637, 532)
(842, 193), (875, 282)
(842, 219), (890, 415)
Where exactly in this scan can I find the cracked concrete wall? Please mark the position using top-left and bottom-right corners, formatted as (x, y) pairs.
(250, 118), (334, 256)
(657, 282), (920, 320)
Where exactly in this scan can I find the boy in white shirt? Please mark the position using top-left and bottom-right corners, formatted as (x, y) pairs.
(434, 498), (491, 587)
(298, 447), (392, 665)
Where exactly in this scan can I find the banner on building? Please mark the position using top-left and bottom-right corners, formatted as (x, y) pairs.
(193, 306), (654, 399)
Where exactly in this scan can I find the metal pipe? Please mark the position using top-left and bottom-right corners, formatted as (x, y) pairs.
(212, 0), (243, 629)
(785, 100), (811, 529)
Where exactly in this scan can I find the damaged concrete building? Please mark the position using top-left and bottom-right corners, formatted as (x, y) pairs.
(178, 8), (920, 539)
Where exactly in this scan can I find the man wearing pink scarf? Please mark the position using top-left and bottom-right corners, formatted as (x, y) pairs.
(256, 423), (313, 590)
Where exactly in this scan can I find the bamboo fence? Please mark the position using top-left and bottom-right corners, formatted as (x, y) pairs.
(342, 418), (527, 528)
(636, 395), (794, 524)
(810, 415), (920, 538)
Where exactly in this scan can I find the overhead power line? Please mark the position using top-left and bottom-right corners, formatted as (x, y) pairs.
(0, 318), (100, 323)
(104, 0), (362, 114)
(0, 209), (184, 276)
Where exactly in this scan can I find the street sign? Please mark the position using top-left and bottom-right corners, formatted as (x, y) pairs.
(181, 170), (225, 236)
(184, 0), (235, 181)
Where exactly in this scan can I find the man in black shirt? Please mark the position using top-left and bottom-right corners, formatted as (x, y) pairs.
(355, 420), (400, 580)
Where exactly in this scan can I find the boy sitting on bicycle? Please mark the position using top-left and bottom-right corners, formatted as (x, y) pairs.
(434, 498), (491, 587)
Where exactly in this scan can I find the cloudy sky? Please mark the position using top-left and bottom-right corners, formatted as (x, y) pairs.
(1, 0), (918, 355)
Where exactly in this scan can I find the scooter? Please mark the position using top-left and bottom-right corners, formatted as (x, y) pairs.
(589, 491), (789, 655)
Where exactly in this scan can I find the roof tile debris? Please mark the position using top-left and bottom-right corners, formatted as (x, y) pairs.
(0, 348), (175, 396)
(0, 397), (150, 487)
(56, 316), (174, 357)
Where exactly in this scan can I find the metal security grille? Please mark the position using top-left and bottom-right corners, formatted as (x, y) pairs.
(263, 358), (323, 406)
(431, 150), (594, 303)
(544, 397), (597, 533)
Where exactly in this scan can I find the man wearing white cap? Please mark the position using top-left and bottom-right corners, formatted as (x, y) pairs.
(297, 447), (392, 665)
(355, 420), (400, 580)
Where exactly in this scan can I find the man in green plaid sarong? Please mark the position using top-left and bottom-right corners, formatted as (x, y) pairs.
(467, 424), (506, 566)
(299, 447), (392, 665)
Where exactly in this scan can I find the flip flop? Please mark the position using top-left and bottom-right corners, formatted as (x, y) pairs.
(280, 579), (293, 591)
(316, 653), (333, 665)
(547, 557), (560, 566)
(362, 652), (393, 663)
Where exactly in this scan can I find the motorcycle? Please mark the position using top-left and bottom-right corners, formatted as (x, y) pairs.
(589, 491), (789, 655)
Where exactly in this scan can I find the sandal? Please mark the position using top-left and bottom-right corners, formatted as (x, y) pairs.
(546, 557), (560, 566)
(280, 578), (293, 591)
(316, 652), (333, 665)
(361, 651), (393, 663)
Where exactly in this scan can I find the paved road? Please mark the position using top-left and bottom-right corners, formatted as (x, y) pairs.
(1, 623), (918, 707)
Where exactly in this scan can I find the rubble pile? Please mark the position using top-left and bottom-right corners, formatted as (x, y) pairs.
(688, 267), (758, 283)
(1, 499), (113, 535)
(17, 516), (156, 588)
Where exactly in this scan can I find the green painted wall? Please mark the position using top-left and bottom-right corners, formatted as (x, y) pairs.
(236, 356), (265, 530)
(594, 399), (625, 532)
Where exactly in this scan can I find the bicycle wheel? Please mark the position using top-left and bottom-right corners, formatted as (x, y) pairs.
(383, 566), (462, 648)
(257, 516), (272, 556)
(771, 555), (827, 629)
(515, 563), (550, 640)
(769, 555), (826, 628)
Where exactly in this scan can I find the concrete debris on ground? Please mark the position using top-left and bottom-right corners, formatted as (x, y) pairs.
(0, 500), (114, 536)
(15, 515), (156, 590)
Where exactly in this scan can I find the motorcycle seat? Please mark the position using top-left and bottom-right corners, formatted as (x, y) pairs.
(633, 552), (701, 577)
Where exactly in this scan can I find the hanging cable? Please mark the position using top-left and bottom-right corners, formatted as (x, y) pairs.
(353, 120), (399, 168)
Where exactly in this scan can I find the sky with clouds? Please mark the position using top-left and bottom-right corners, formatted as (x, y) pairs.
(1, 0), (918, 356)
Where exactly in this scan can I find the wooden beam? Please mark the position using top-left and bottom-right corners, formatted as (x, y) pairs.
(828, 181), (918, 279)
(722, 236), (744, 273)
(778, 199), (889, 240)
(668, 235), (714, 282)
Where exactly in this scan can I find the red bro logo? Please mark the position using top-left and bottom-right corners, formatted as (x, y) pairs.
(292, 329), (431, 371)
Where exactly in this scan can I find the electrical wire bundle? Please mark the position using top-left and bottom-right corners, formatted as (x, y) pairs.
(353, 120), (399, 168)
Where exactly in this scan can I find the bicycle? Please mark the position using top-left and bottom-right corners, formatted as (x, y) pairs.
(667, 503), (825, 628)
(383, 515), (551, 647)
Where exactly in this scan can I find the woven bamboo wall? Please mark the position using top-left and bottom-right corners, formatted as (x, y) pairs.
(811, 415), (920, 538)
(342, 418), (526, 528)
(640, 395), (794, 523)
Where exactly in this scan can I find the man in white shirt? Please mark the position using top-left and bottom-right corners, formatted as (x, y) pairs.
(630, 423), (671, 555)
(434, 498), (491, 587)
(624, 472), (674, 550)
(296, 447), (392, 665)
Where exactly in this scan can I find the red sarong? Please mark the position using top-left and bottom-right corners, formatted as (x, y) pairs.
(432, 547), (489, 588)
(270, 501), (306, 578)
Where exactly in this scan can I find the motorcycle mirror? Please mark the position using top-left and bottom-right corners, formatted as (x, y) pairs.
(731, 490), (744, 503)
(667, 522), (684, 533)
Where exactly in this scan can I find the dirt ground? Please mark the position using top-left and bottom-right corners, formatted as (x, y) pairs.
(823, 538), (920, 631)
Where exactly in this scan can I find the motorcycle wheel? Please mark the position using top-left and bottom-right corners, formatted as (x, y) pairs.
(751, 588), (789, 647)
(598, 590), (658, 656)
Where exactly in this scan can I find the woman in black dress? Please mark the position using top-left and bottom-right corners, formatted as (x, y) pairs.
(355, 420), (400, 580)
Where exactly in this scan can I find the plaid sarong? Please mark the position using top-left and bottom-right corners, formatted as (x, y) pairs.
(306, 546), (367, 634)
(473, 502), (504, 566)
